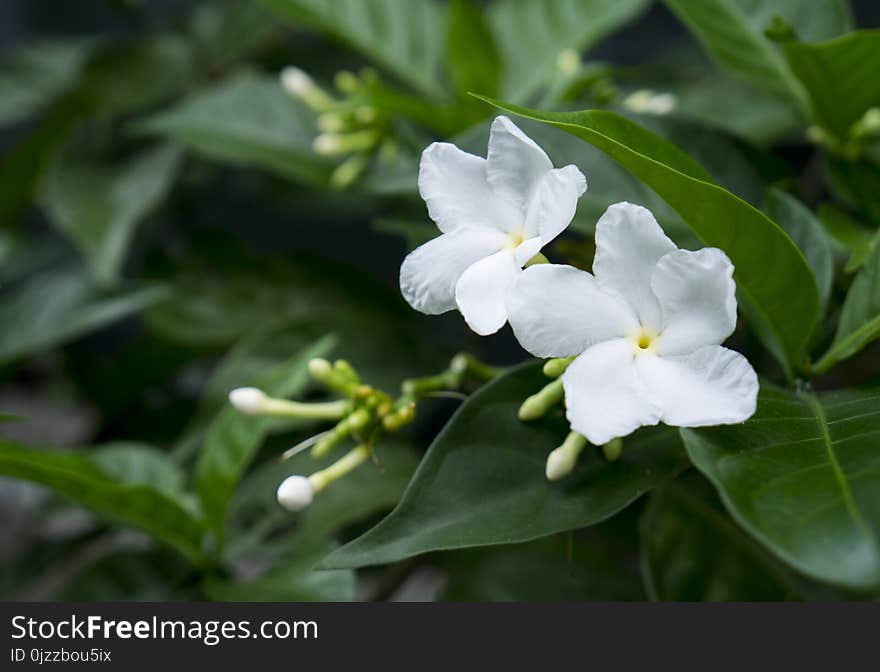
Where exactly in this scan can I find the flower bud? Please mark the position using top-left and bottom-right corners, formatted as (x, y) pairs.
(228, 387), (267, 414)
(280, 66), (334, 110)
(518, 379), (564, 421)
(277, 475), (314, 511)
(545, 431), (587, 481)
(308, 358), (334, 382)
(542, 357), (574, 378)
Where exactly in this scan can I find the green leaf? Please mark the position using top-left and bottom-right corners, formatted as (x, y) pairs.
(815, 242), (880, 372)
(91, 442), (189, 505)
(477, 97), (821, 374)
(0, 39), (96, 126)
(40, 144), (182, 284)
(134, 75), (332, 184)
(782, 30), (880, 139)
(195, 335), (336, 544)
(664, 0), (851, 115)
(205, 539), (354, 601)
(0, 266), (168, 365)
(641, 477), (804, 600)
(0, 439), (204, 563)
(441, 515), (645, 601)
(765, 189), (833, 313)
(488, 0), (651, 103)
(446, 0), (500, 99)
(818, 203), (876, 273)
(682, 385), (880, 590)
(323, 363), (687, 569)
(260, 0), (446, 99)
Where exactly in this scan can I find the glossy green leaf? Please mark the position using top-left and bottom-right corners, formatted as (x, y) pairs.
(477, 98), (821, 373)
(682, 385), (880, 590)
(815, 242), (880, 373)
(260, 0), (446, 98)
(323, 363), (688, 569)
(0, 266), (168, 365)
(0, 439), (204, 563)
(488, 0), (651, 103)
(446, 0), (500, 99)
(765, 189), (833, 313)
(664, 0), (852, 115)
(195, 335), (336, 544)
(782, 30), (880, 139)
(40, 144), (182, 284)
(641, 478), (803, 600)
(134, 75), (332, 184)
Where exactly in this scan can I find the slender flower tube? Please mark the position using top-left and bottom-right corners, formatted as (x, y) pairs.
(507, 202), (759, 445)
(400, 116), (587, 335)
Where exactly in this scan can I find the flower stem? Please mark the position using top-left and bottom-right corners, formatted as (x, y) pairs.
(309, 444), (372, 492)
(261, 398), (348, 420)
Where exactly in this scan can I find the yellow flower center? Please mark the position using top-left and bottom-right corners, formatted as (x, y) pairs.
(504, 228), (526, 249)
(631, 327), (657, 354)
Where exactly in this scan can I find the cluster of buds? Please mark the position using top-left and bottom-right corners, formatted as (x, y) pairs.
(518, 357), (623, 480)
(281, 66), (396, 188)
(229, 354), (501, 513)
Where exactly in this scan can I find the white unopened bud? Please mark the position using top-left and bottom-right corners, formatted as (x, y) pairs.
(313, 133), (344, 156)
(557, 48), (581, 76)
(277, 475), (314, 511)
(229, 387), (268, 415)
(545, 431), (588, 481)
(546, 447), (576, 481)
(280, 66), (333, 110)
(281, 66), (314, 98)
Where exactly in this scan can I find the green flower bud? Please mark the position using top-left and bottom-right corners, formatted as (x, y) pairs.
(518, 379), (564, 421)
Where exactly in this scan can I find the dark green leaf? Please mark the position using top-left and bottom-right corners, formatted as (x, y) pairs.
(664, 0), (852, 115)
(323, 363), (687, 569)
(442, 515), (645, 601)
(446, 0), (501, 98)
(815, 242), (880, 372)
(477, 97), (821, 374)
(765, 189), (833, 313)
(682, 385), (880, 590)
(40, 144), (182, 284)
(0, 439), (204, 563)
(488, 0), (651, 103)
(0, 266), (168, 365)
(641, 477), (803, 600)
(195, 336), (336, 544)
(260, 0), (446, 98)
(134, 75), (332, 184)
(782, 30), (880, 139)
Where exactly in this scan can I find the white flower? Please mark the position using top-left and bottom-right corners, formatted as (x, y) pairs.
(507, 202), (758, 445)
(400, 116), (587, 335)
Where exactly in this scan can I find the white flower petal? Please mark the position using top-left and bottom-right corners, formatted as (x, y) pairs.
(400, 228), (506, 315)
(524, 165), (587, 242)
(652, 248), (738, 356)
(513, 236), (543, 266)
(563, 338), (662, 445)
(635, 346), (758, 427)
(455, 248), (519, 335)
(418, 142), (517, 233)
(486, 116), (553, 216)
(593, 202), (676, 331)
(507, 264), (638, 357)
